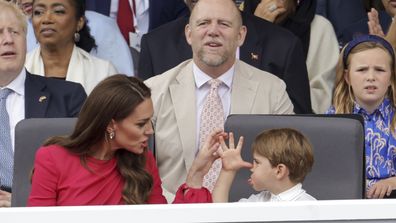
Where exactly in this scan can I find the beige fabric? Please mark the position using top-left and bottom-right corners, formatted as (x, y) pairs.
(306, 15), (339, 114)
(25, 45), (118, 94)
(145, 59), (294, 201)
(199, 79), (224, 191)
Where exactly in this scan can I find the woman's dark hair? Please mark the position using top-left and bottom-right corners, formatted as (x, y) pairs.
(69, 0), (97, 52)
(32, 0), (97, 52)
(44, 74), (153, 204)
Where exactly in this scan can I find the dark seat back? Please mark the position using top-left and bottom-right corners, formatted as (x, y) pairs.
(224, 114), (365, 201)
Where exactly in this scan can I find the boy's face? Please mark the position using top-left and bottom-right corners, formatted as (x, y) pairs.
(249, 152), (277, 192)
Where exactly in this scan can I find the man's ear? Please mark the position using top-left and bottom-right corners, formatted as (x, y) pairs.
(237, 25), (247, 47)
(185, 24), (193, 46)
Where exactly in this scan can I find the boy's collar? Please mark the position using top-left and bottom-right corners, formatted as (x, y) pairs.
(269, 183), (304, 201)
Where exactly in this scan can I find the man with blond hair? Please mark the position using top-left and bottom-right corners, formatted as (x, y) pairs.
(146, 0), (293, 201)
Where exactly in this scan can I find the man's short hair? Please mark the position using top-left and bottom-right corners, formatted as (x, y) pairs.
(189, 0), (243, 27)
(252, 128), (314, 183)
(0, 1), (28, 35)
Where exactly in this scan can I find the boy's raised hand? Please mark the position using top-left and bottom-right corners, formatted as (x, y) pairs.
(218, 132), (253, 171)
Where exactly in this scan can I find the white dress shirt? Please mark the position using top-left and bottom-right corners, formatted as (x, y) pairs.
(110, 0), (150, 35)
(193, 62), (234, 152)
(26, 45), (117, 94)
(2, 70), (26, 151)
(238, 183), (316, 202)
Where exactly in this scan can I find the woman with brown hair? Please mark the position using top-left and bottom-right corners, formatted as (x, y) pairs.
(28, 75), (220, 205)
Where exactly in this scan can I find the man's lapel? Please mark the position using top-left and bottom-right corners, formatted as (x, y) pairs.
(24, 72), (50, 118)
(169, 62), (197, 170)
(230, 61), (258, 114)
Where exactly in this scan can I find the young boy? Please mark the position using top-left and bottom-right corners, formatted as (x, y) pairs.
(212, 128), (316, 202)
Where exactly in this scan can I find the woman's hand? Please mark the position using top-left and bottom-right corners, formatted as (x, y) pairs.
(367, 177), (396, 199)
(368, 8), (385, 37)
(186, 130), (227, 188)
(254, 0), (286, 23)
(218, 132), (252, 172)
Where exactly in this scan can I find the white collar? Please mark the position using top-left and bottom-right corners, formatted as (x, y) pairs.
(2, 69), (26, 96)
(270, 183), (305, 201)
(193, 62), (234, 89)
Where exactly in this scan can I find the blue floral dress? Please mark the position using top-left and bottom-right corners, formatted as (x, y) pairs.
(327, 98), (396, 191)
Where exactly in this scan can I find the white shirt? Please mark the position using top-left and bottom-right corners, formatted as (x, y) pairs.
(238, 183), (316, 202)
(110, 0), (150, 35)
(1, 70), (26, 151)
(193, 62), (234, 152)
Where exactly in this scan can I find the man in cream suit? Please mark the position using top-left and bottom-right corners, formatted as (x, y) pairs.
(145, 0), (293, 201)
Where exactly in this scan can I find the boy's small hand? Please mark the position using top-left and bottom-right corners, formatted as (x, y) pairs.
(218, 132), (253, 171)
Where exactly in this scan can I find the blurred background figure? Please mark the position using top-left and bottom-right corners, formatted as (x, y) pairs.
(0, 0), (86, 207)
(16, 0), (134, 76)
(24, 0), (118, 94)
(242, 0), (338, 114)
(85, 0), (190, 74)
(366, 0), (396, 52)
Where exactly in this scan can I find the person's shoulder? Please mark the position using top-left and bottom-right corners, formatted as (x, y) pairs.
(85, 10), (114, 25)
(145, 59), (192, 87)
(299, 188), (317, 201)
(26, 72), (85, 91)
(242, 12), (299, 42)
(144, 17), (188, 40)
(36, 144), (70, 159)
(236, 60), (284, 83)
(77, 47), (116, 70)
(311, 14), (335, 31)
(238, 191), (270, 202)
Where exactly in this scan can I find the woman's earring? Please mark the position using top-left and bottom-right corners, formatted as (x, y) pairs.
(74, 32), (80, 43)
(109, 131), (115, 140)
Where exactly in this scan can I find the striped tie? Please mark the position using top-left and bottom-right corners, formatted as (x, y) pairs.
(0, 88), (13, 189)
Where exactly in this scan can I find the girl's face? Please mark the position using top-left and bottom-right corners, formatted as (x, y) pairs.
(346, 48), (392, 113)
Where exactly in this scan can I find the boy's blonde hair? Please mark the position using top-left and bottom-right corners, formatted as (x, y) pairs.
(332, 41), (396, 134)
(252, 128), (314, 183)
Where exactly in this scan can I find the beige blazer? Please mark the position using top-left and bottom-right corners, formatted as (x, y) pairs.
(306, 15), (338, 114)
(145, 59), (293, 200)
(25, 45), (117, 94)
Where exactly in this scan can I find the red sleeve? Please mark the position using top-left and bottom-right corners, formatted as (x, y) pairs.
(28, 146), (59, 206)
(145, 151), (168, 204)
(172, 183), (212, 203)
(144, 151), (212, 204)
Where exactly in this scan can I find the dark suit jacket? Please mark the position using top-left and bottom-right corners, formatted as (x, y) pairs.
(85, 0), (189, 31)
(138, 13), (312, 114)
(24, 72), (87, 118)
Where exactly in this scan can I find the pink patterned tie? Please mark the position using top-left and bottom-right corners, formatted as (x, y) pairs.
(199, 79), (224, 191)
